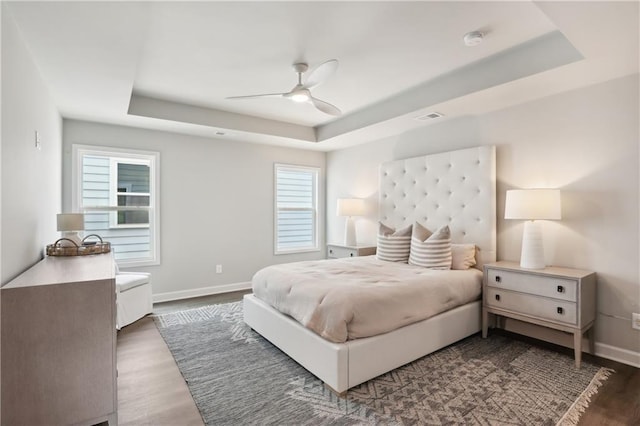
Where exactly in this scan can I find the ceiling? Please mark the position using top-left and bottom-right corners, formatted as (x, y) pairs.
(6, 1), (639, 151)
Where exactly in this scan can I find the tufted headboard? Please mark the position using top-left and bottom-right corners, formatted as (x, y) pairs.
(379, 146), (496, 268)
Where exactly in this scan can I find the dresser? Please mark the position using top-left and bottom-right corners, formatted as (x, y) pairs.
(482, 261), (596, 368)
(1, 254), (117, 425)
(327, 243), (376, 259)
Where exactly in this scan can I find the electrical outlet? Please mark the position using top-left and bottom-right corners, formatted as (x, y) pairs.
(632, 313), (640, 330)
(216, 264), (222, 274)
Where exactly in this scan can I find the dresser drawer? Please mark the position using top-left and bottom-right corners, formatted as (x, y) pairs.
(486, 269), (576, 302)
(485, 288), (577, 325)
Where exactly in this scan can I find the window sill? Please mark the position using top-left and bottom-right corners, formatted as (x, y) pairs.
(116, 258), (159, 268)
(274, 247), (321, 256)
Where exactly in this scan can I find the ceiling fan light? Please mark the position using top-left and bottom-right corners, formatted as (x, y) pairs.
(291, 92), (310, 102)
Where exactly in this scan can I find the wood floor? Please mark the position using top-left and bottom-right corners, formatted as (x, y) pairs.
(117, 291), (640, 425)
(116, 290), (251, 426)
(117, 318), (203, 425)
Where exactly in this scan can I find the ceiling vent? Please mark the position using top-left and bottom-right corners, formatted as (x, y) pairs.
(414, 112), (444, 121)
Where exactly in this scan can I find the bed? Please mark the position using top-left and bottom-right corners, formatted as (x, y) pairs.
(244, 145), (496, 394)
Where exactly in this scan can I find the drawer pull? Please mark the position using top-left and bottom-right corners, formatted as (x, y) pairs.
(349, 253), (354, 257)
(329, 249), (333, 254)
(557, 307), (564, 315)
(495, 275), (501, 283)
(495, 294), (501, 301)
(557, 285), (564, 293)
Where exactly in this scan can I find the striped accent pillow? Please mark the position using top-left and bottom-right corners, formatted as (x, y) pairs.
(376, 223), (412, 262)
(409, 223), (452, 269)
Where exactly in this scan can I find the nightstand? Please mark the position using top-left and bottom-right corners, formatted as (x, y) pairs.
(482, 261), (596, 368)
(327, 244), (376, 259)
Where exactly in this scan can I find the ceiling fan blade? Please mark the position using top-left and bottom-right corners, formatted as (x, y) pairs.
(303, 59), (338, 89)
(226, 93), (285, 100)
(311, 97), (341, 116)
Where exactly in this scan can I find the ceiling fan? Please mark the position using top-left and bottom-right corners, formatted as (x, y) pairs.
(227, 59), (341, 116)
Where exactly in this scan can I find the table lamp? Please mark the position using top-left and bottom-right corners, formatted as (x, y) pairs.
(504, 189), (561, 269)
(57, 213), (85, 246)
(337, 198), (365, 246)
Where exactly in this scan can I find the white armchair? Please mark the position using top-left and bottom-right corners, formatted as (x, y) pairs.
(115, 268), (152, 329)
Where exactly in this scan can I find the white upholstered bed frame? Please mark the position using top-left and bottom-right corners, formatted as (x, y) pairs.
(244, 145), (496, 393)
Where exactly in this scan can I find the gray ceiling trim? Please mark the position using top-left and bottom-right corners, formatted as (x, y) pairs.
(128, 94), (316, 142)
(127, 31), (582, 145)
(315, 31), (583, 142)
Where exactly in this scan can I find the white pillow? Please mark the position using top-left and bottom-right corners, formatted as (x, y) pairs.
(451, 244), (477, 270)
(409, 223), (452, 269)
(376, 222), (412, 262)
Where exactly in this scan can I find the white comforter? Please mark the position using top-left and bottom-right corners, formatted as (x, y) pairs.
(252, 256), (482, 343)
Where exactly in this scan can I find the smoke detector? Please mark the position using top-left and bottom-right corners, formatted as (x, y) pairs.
(463, 31), (484, 47)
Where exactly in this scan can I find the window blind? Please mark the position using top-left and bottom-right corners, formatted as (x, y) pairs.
(275, 165), (318, 253)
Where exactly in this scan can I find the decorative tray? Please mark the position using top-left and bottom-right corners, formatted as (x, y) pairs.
(46, 234), (111, 256)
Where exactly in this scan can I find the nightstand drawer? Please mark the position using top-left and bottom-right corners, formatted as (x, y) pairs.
(328, 245), (358, 258)
(486, 288), (577, 325)
(327, 244), (376, 259)
(486, 269), (577, 302)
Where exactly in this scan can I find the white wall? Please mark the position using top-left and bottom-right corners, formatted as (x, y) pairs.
(1, 5), (62, 284)
(62, 120), (326, 299)
(1, 4), (4, 419)
(327, 74), (640, 358)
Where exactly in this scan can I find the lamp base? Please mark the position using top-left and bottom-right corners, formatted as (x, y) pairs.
(60, 231), (82, 247)
(520, 221), (545, 269)
(343, 217), (357, 246)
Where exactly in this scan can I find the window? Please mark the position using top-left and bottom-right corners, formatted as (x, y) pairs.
(110, 159), (151, 228)
(72, 145), (160, 266)
(274, 164), (319, 254)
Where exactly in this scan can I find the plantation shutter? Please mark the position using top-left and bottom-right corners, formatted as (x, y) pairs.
(275, 164), (318, 253)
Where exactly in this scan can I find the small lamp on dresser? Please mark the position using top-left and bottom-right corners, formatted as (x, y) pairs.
(57, 213), (85, 246)
(504, 189), (561, 269)
(337, 198), (366, 246)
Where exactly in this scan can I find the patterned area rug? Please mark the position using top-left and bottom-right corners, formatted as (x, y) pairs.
(154, 302), (612, 426)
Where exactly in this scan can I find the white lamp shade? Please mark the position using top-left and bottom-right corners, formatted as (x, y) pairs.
(336, 198), (366, 217)
(57, 213), (85, 231)
(504, 189), (561, 220)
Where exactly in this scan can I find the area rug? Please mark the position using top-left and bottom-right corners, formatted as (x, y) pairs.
(154, 302), (612, 426)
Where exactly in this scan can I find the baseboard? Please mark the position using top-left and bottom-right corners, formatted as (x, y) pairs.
(153, 281), (252, 303)
(594, 342), (640, 368)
